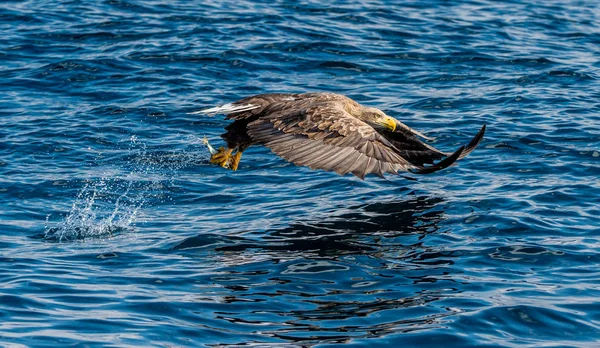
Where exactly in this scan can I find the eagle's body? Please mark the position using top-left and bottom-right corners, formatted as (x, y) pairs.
(191, 92), (485, 179)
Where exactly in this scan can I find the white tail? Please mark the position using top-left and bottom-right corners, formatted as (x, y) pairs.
(187, 103), (260, 116)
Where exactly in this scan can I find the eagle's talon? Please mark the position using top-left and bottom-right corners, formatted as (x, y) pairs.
(210, 147), (234, 168)
(230, 152), (243, 171)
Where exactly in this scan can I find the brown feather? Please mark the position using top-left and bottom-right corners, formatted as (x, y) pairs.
(199, 92), (485, 178)
(246, 101), (418, 178)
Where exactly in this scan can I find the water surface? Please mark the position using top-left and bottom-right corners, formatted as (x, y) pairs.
(1, 0), (600, 346)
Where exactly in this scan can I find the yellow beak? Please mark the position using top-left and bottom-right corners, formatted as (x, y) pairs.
(382, 116), (397, 132)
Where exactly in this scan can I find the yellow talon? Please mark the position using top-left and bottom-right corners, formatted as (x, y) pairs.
(230, 152), (243, 171)
(208, 146), (243, 171)
(210, 147), (234, 168)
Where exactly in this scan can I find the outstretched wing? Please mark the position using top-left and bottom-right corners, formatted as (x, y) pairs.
(192, 92), (352, 121)
(224, 93), (301, 120)
(189, 93), (302, 119)
(246, 102), (463, 179)
(381, 124), (486, 167)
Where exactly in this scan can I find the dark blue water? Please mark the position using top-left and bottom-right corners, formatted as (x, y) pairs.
(2, 0), (600, 346)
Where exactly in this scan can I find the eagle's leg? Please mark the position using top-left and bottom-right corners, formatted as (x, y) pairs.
(210, 147), (234, 168)
(230, 151), (243, 171)
(229, 143), (252, 171)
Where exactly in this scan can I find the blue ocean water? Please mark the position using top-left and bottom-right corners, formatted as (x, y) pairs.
(2, 0), (600, 346)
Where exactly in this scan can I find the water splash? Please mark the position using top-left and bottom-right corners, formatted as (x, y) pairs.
(43, 135), (208, 242)
(43, 176), (145, 242)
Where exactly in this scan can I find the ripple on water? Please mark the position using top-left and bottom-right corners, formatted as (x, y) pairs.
(2, 0), (600, 346)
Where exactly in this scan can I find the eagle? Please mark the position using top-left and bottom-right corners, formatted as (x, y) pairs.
(190, 92), (485, 179)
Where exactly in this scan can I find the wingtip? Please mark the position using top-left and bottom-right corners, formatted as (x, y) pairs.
(459, 124), (486, 159)
(411, 145), (465, 175)
(476, 124), (486, 140)
(409, 124), (485, 175)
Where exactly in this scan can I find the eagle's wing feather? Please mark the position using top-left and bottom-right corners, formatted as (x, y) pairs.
(247, 102), (423, 178)
(381, 124), (486, 166)
(193, 92), (483, 177)
(224, 92), (351, 120)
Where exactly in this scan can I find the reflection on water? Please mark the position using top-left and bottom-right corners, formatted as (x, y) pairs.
(175, 195), (444, 253)
(173, 196), (458, 345)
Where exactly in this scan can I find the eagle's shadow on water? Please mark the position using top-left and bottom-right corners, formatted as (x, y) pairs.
(174, 195), (452, 346)
(173, 195), (445, 254)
